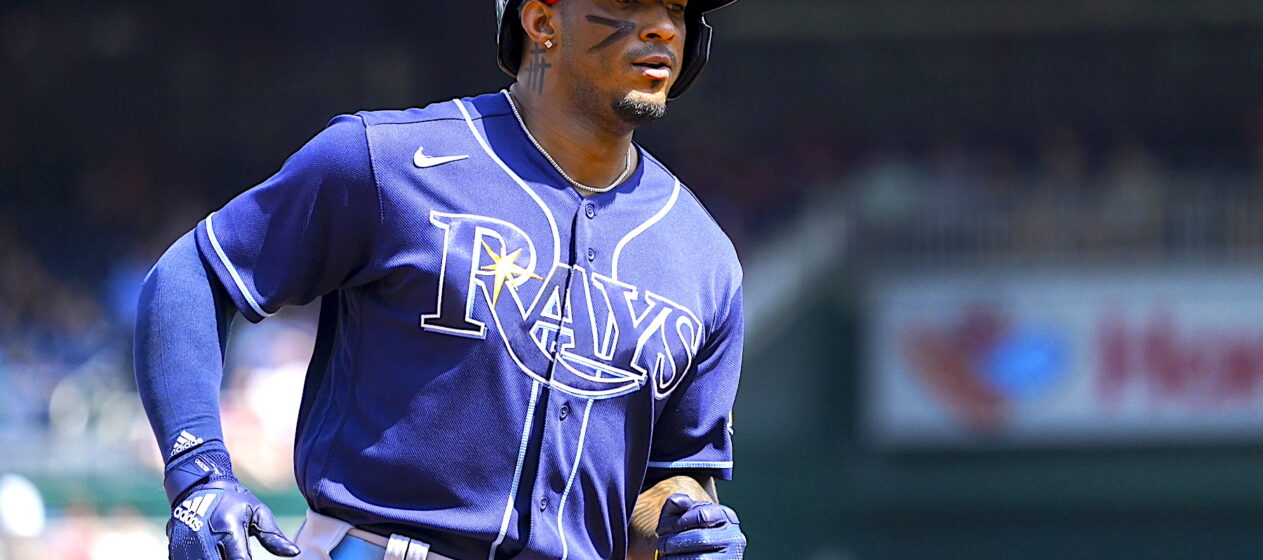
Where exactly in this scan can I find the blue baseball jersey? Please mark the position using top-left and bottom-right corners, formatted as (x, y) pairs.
(194, 91), (742, 559)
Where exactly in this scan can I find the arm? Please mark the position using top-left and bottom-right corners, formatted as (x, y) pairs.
(135, 230), (236, 473)
(633, 282), (746, 559)
(137, 113), (378, 459)
(135, 231), (299, 559)
(627, 474), (718, 559)
(138, 116), (377, 559)
(141, 115), (381, 560)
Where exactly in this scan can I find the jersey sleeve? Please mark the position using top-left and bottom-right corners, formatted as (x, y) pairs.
(194, 114), (381, 322)
(647, 286), (744, 481)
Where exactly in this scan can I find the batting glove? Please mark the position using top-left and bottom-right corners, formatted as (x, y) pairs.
(655, 494), (746, 560)
(165, 451), (299, 560)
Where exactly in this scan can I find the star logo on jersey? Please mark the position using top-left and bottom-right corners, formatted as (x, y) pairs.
(420, 211), (703, 400)
(413, 146), (469, 168)
(479, 241), (541, 304)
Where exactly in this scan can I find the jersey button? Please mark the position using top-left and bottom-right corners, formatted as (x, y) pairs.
(560, 402), (571, 420)
(539, 497), (549, 511)
(585, 204), (596, 219)
(586, 248), (596, 261)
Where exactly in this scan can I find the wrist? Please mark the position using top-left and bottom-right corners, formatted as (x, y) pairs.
(163, 442), (237, 506)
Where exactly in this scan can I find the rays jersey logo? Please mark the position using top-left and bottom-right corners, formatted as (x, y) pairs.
(420, 212), (703, 400)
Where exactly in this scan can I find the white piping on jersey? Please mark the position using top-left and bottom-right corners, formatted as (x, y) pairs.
(610, 178), (681, 280)
(557, 400), (596, 560)
(205, 212), (274, 319)
(455, 96), (561, 270)
(488, 380), (543, 560)
(646, 460), (734, 470)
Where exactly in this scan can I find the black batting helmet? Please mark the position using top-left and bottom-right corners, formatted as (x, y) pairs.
(495, 0), (738, 100)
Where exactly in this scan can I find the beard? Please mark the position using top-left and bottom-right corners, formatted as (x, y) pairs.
(612, 93), (668, 127)
(567, 64), (670, 131)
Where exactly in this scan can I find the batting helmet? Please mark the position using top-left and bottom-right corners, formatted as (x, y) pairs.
(495, 0), (738, 99)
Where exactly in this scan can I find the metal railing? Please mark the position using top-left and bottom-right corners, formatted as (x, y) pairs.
(838, 168), (1263, 267)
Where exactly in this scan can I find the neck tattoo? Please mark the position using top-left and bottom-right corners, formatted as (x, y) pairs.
(505, 91), (634, 194)
(521, 46), (552, 94)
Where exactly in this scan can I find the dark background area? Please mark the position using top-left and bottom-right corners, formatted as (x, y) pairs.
(7, 1), (1263, 558)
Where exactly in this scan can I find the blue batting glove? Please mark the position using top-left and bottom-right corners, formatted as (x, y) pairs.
(168, 480), (299, 560)
(165, 451), (299, 560)
(655, 494), (746, 560)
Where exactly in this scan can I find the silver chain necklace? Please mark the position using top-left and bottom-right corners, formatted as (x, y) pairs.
(504, 91), (633, 194)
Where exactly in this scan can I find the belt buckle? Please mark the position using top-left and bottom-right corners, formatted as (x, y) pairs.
(385, 534), (430, 560)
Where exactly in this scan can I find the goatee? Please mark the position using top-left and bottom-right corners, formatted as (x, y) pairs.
(612, 96), (667, 127)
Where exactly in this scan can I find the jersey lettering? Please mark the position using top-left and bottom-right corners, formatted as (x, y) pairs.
(421, 211), (702, 399)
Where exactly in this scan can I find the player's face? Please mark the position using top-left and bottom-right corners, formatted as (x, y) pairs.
(557, 0), (688, 126)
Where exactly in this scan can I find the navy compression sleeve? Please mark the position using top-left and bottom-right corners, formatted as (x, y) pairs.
(135, 230), (237, 468)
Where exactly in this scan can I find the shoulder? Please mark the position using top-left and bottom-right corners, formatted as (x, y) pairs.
(274, 114), (373, 187)
(317, 92), (511, 189)
(640, 149), (743, 287)
(338, 92), (512, 173)
(350, 92), (510, 129)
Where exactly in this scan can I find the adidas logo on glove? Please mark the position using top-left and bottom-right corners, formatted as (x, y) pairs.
(174, 493), (217, 531)
(171, 430), (204, 457)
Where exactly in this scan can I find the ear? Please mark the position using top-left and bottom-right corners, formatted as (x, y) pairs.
(519, 0), (560, 48)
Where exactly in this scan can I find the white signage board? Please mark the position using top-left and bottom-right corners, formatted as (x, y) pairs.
(865, 265), (1263, 448)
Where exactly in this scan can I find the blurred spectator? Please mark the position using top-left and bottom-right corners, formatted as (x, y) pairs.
(221, 315), (315, 490)
(1085, 134), (1166, 251)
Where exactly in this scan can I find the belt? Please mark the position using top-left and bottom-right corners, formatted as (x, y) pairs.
(335, 528), (456, 560)
(298, 509), (457, 560)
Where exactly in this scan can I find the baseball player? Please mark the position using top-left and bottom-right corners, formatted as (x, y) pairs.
(135, 0), (746, 558)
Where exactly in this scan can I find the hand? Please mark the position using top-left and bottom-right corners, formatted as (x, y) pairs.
(168, 480), (300, 560)
(655, 494), (746, 560)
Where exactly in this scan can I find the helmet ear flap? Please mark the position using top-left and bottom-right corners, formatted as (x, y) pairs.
(667, 13), (714, 100)
(498, 0), (528, 76)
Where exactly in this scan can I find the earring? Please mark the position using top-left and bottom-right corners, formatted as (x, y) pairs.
(544, 39), (555, 49)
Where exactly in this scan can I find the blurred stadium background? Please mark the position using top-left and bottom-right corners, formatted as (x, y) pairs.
(6, 1), (1263, 558)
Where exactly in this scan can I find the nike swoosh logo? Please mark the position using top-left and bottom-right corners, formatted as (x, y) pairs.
(414, 147), (469, 168)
